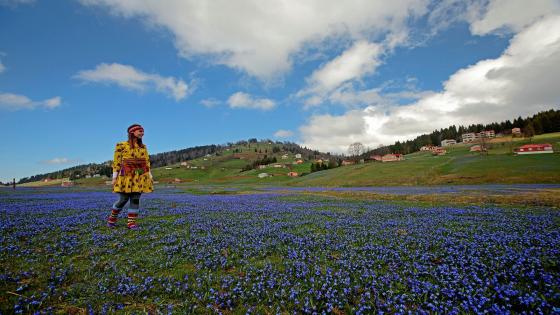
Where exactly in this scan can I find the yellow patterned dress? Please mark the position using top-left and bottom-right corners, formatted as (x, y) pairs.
(112, 141), (154, 193)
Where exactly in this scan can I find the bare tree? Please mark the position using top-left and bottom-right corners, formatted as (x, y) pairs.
(348, 142), (365, 158)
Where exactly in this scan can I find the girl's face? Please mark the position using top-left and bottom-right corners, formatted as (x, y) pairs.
(133, 129), (144, 139)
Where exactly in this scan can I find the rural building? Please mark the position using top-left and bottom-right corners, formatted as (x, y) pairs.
(370, 155), (383, 161)
(462, 132), (477, 143)
(295, 154), (302, 159)
(258, 165), (266, 169)
(293, 159), (304, 164)
(258, 173), (270, 178)
(341, 160), (355, 166)
(287, 172), (298, 177)
(441, 139), (457, 147)
(61, 181), (73, 187)
(469, 145), (486, 152)
(512, 127), (522, 135)
(43, 178), (52, 182)
(431, 147), (447, 155)
(315, 159), (324, 163)
(174, 178), (182, 183)
(420, 145), (434, 151)
(281, 154), (289, 159)
(273, 164), (284, 168)
(514, 143), (554, 155)
(479, 130), (495, 138)
(381, 154), (404, 162)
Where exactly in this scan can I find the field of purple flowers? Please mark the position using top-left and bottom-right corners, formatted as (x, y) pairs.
(1, 188), (559, 314)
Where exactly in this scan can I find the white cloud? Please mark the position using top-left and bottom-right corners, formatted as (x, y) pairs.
(79, 0), (429, 80)
(44, 96), (61, 109)
(274, 129), (294, 138)
(300, 15), (560, 153)
(298, 41), (383, 107)
(42, 157), (81, 165)
(200, 98), (221, 108)
(74, 63), (191, 101)
(227, 92), (276, 111)
(470, 0), (560, 35)
(0, 93), (62, 111)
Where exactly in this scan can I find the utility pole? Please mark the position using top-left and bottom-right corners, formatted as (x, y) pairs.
(12, 178), (16, 190)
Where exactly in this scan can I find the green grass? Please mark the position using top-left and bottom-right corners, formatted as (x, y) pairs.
(291, 133), (560, 186)
(22, 133), (560, 188)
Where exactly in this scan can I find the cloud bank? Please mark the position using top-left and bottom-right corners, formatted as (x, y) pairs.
(300, 12), (560, 153)
(74, 63), (191, 101)
(228, 92), (275, 111)
(79, 0), (428, 80)
(0, 93), (61, 111)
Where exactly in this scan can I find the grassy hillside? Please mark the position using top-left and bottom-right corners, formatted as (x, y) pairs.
(151, 142), (316, 185)
(291, 133), (560, 186)
(18, 133), (560, 187)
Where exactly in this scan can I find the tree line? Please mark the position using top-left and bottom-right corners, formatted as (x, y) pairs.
(365, 109), (560, 157)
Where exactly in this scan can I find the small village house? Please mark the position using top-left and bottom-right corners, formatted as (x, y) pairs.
(281, 154), (289, 159)
(295, 154), (302, 159)
(420, 145), (434, 151)
(61, 180), (74, 187)
(370, 155), (383, 162)
(431, 147), (447, 156)
(258, 173), (270, 178)
(512, 127), (522, 135)
(479, 130), (495, 138)
(462, 132), (477, 143)
(293, 159), (304, 165)
(470, 145), (483, 152)
(341, 160), (355, 166)
(514, 143), (554, 155)
(381, 154), (404, 162)
(287, 172), (298, 177)
(441, 139), (456, 147)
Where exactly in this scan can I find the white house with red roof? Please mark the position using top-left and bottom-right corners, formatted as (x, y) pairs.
(514, 143), (554, 155)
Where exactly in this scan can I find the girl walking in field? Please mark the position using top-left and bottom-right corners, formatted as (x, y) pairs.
(107, 124), (153, 229)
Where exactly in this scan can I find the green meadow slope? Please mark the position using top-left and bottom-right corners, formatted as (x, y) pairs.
(31, 132), (560, 188)
(291, 133), (560, 186)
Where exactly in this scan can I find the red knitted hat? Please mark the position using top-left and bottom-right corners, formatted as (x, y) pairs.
(127, 124), (144, 134)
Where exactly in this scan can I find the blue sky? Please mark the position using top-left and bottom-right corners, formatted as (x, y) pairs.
(1, 0), (559, 181)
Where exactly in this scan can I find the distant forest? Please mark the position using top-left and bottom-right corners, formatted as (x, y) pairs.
(366, 109), (560, 156)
